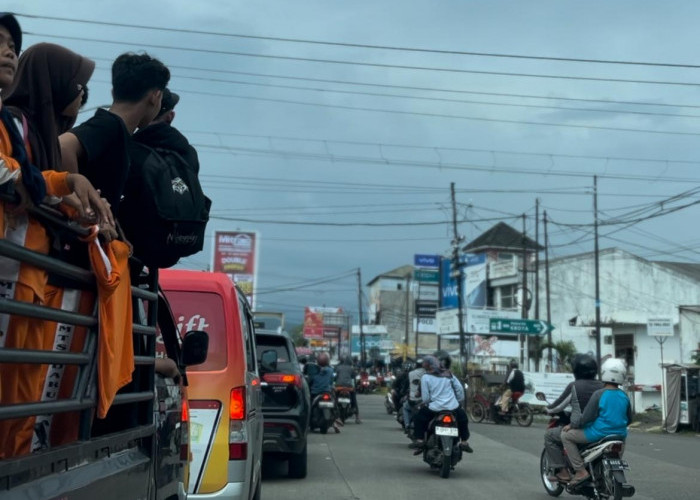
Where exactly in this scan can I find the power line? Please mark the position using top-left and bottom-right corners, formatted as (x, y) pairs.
(19, 13), (700, 69)
(25, 31), (700, 88)
(85, 56), (700, 111)
(209, 214), (518, 227)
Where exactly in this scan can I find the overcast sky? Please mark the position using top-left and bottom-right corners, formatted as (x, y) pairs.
(10, 1), (700, 325)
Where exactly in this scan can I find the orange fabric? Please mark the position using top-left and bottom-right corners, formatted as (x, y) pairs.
(0, 283), (51, 458)
(42, 286), (96, 448)
(85, 231), (134, 419)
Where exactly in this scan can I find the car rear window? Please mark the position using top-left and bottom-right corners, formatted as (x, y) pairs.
(163, 290), (227, 371)
(256, 335), (298, 372)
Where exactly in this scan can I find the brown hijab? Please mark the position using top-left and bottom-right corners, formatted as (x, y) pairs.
(4, 43), (95, 170)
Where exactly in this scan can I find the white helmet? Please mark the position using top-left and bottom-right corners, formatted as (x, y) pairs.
(600, 358), (626, 385)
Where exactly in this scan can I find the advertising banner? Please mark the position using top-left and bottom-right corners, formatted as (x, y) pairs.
(303, 306), (344, 339)
(414, 269), (439, 283)
(436, 308), (459, 335)
(440, 257), (459, 308)
(351, 334), (382, 353)
(414, 254), (440, 268)
(212, 231), (259, 308)
(464, 253), (487, 308)
(415, 301), (438, 317)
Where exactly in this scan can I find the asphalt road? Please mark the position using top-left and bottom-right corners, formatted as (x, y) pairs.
(261, 394), (700, 500)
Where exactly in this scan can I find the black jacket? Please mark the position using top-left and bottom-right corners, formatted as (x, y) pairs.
(547, 379), (605, 428)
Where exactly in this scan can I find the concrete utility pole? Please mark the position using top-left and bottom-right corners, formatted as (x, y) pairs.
(520, 214), (528, 367)
(450, 182), (467, 372)
(535, 199), (540, 371)
(593, 176), (602, 376)
(404, 272), (411, 361)
(357, 268), (366, 368)
(544, 210), (553, 369)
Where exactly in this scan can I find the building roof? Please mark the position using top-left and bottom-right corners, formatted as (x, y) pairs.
(654, 261), (700, 283)
(367, 264), (414, 286)
(464, 222), (544, 253)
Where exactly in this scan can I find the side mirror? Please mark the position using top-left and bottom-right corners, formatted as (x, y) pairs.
(535, 391), (547, 402)
(182, 330), (209, 366)
(260, 349), (278, 373)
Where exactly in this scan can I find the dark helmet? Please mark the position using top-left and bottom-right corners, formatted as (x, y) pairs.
(317, 352), (330, 367)
(434, 350), (452, 370)
(572, 353), (597, 380)
(509, 359), (518, 369)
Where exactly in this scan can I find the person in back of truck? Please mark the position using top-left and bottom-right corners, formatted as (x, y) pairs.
(59, 52), (170, 231)
(0, 15), (111, 458)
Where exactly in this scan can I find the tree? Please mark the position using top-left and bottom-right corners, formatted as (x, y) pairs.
(539, 340), (578, 372)
(289, 324), (306, 347)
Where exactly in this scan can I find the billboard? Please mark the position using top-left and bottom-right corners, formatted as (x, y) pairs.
(212, 231), (259, 308)
(440, 257), (459, 308)
(414, 254), (440, 268)
(303, 306), (344, 340)
(464, 253), (487, 308)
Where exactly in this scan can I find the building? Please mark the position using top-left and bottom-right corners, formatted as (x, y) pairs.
(542, 247), (700, 411)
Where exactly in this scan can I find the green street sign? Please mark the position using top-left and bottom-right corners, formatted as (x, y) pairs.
(489, 318), (554, 336)
(414, 269), (439, 283)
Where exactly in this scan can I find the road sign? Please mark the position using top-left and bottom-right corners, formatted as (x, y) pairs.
(489, 318), (554, 335)
(414, 269), (439, 283)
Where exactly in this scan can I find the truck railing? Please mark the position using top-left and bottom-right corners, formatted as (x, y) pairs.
(0, 193), (158, 485)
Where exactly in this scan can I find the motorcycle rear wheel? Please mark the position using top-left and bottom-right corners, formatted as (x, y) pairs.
(440, 457), (451, 479)
(468, 401), (486, 423)
(515, 406), (533, 427)
(540, 449), (564, 497)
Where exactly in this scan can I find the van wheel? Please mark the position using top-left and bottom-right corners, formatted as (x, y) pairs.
(288, 444), (308, 479)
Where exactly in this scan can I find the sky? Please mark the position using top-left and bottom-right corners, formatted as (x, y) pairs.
(9, 1), (700, 326)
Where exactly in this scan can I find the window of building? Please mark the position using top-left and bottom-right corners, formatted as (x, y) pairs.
(499, 284), (518, 309)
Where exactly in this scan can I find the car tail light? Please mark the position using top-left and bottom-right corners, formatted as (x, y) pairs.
(263, 373), (302, 388)
(441, 415), (454, 424)
(229, 387), (248, 460)
(180, 398), (190, 461)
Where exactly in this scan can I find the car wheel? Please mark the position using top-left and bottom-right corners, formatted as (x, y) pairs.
(288, 444), (308, 479)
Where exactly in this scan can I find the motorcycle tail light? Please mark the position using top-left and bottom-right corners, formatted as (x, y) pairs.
(322, 393), (332, 401)
(608, 443), (624, 455)
(441, 415), (453, 424)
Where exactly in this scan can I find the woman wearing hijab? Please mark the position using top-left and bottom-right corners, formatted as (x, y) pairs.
(0, 41), (112, 457)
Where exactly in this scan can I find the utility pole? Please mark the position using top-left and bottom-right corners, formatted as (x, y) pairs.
(357, 268), (366, 368)
(544, 210), (553, 370)
(450, 182), (467, 373)
(520, 214), (528, 367)
(534, 199), (540, 371)
(404, 272), (411, 362)
(593, 176), (602, 376)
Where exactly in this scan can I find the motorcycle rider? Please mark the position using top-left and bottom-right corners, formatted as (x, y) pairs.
(403, 358), (425, 436)
(544, 353), (604, 483)
(391, 362), (411, 427)
(561, 358), (632, 486)
(498, 359), (525, 414)
(412, 355), (473, 454)
(335, 356), (361, 424)
(309, 352), (342, 433)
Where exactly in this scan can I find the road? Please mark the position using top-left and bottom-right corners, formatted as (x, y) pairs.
(262, 394), (700, 500)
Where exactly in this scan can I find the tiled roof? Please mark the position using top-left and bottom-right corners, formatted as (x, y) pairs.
(464, 222), (543, 252)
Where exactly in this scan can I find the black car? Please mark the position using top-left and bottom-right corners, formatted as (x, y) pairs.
(255, 331), (310, 479)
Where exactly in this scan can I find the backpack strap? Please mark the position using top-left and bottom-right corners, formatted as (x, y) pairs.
(20, 113), (34, 164)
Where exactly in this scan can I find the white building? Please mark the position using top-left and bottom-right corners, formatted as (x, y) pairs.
(542, 247), (700, 411)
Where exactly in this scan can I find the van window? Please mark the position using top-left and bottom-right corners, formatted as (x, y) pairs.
(239, 296), (257, 373)
(164, 291), (227, 371)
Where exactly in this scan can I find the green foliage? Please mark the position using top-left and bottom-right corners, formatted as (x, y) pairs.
(539, 340), (578, 372)
(288, 324), (306, 347)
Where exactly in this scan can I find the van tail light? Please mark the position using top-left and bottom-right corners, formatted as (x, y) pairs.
(441, 415), (454, 424)
(180, 398), (190, 461)
(229, 387), (248, 460)
(263, 373), (302, 388)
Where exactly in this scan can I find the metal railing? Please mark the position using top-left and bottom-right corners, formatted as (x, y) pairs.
(0, 193), (158, 450)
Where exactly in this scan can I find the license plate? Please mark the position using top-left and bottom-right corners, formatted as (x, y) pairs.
(435, 426), (458, 437)
(604, 459), (629, 471)
(338, 398), (351, 404)
(319, 402), (334, 408)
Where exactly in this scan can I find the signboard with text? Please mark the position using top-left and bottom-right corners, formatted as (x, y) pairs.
(212, 231), (259, 308)
(414, 254), (440, 268)
(647, 317), (673, 337)
(414, 268), (440, 283)
(489, 318), (554, 336)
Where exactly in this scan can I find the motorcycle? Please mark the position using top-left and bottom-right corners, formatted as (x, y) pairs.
(310, 392), (337, 434)
(489, 391), (533, 427)
(419, 411), (463, 479)
(335, 387), (356, 423)
(385, 391), (396, 414)
(537, 393), (635, 499)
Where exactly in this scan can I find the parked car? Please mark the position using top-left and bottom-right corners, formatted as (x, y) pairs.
(255, 331), (310, 479)
(160, 270), (263, 500)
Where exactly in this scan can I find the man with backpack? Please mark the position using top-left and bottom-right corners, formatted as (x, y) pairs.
(121, 89), (210, 268)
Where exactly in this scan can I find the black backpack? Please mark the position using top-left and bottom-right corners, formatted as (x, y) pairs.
(119, 145), (211, 269)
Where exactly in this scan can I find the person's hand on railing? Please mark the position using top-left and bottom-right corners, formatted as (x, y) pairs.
(65, 174), (114, 228)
